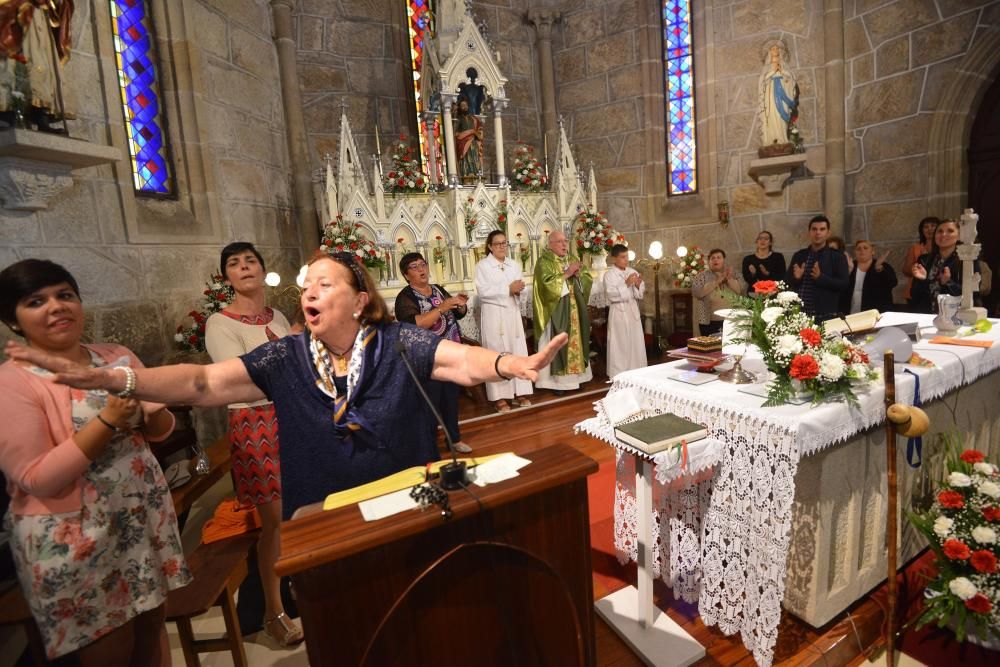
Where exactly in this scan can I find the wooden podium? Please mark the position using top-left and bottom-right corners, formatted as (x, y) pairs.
(276, 444), (598, 666)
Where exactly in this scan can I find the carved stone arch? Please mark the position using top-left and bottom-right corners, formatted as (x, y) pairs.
(420, 200), (452, 241)
(927, 28), (1000, 215)
(388, 201), (420, 243)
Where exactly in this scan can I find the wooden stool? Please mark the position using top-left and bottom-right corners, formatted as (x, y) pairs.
(166, 532), (258, 667)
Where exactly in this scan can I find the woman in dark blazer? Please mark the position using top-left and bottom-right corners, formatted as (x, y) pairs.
(840, 240), (897, 314)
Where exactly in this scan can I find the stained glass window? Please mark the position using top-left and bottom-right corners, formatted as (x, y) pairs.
(109, 0), (173, 195)
(662, 0), (697, 195)
(405, 0), (443, 181)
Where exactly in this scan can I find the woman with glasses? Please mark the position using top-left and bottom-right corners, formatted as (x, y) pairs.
(5, 251), (568, 520)
(203, 242), (301, 647)
(740, 230), (786, 293)
(474, 231), (533, 413)
(394, 251), (473, 452)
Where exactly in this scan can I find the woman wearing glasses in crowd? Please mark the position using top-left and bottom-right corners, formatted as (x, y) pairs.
(394, 251), (473, 452)
(740, 230), (786, 293)
(474, 230), (533, 413)
(5, 252), (567, 520)
(203, 242), (301, 647)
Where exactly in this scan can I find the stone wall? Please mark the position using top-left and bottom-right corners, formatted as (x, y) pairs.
(843, 0), (1000, 301)
(0, 0), (301, 368)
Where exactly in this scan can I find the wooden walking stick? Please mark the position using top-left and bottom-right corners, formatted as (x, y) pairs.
(883, 350), (898, 666)
(883, 354), (931, 665)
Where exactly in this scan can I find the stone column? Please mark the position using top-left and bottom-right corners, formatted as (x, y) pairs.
(823, 0), (846, 234)
(527, 11), (561, 151)
(441, 93), (460, 187)
(493, 99), (508, 186)
(270, 0), (319, 259)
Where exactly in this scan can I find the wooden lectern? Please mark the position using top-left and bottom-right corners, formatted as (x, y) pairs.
(276, 444), (598, 666)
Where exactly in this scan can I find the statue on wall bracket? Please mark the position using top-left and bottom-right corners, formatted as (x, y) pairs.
(0, 0), (73, 133)
(757, 39), (800, 159)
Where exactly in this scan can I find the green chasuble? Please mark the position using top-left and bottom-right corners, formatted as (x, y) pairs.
(532, 249), (593, 376)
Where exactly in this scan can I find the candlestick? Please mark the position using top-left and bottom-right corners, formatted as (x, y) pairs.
(375, 123), (382, 156)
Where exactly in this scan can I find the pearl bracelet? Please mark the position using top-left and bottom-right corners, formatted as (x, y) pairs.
(113, 366), (136, 399)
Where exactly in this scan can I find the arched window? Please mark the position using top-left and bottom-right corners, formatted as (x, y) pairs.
(109, 0), (173, 195)
(662, 0), (697, 195)
(405, 0), (442, 180)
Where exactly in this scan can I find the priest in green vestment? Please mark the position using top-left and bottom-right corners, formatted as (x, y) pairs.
(532, 230), (593, 390)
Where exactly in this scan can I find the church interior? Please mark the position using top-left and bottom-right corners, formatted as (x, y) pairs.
(1, 0), (1000, 665)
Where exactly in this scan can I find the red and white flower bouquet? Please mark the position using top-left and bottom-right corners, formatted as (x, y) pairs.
(321, 215), (386, 270)
(910, 442), (1000, 645)
(730, 280), (879, 406)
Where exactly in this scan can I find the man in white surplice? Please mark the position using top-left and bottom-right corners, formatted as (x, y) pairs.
(602, 244), (647, 378)
(474, 230), (534, 412)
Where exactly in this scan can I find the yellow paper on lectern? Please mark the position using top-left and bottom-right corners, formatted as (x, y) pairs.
(322, 453), (511, 511)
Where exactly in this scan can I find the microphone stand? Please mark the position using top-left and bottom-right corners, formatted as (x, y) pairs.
(394, 341), (468, 490)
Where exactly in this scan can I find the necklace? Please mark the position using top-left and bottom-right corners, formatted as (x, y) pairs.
(332, 351), (350, 375)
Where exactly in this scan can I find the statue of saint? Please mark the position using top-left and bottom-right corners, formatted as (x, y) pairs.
(454, 97), (483, 184)
(757, 41), (799, 155)
(0, 0), (74, 132)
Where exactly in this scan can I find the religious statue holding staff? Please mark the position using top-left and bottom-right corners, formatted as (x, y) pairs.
(454, 96), (483, 184)
(757, 40), (799, 156)
(0, 0), (73, 132)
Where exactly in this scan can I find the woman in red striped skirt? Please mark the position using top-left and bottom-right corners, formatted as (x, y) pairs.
(205, 242), (303, 647)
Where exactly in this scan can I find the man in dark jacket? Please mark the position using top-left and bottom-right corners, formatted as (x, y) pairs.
(786, 215), (849, 320)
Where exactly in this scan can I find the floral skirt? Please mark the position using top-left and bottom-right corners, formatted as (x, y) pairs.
(5, 434), (191, 659)
(228, 404), (282, 507)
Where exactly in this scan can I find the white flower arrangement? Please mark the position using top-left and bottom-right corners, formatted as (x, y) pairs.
(573, 208), (624, 257)
(510, 143), (548, 192)
(321, 215), (386, 270)
(175, 274), (234, 353)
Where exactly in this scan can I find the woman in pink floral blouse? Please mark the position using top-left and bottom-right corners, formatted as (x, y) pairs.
(0, 259), (190, 665)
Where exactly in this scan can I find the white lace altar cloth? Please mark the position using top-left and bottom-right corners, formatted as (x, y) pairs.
(575, 312), (1000, 667)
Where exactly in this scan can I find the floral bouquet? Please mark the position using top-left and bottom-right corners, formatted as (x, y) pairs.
(383, 136), (427, 194)
(673, 246), (706, 288)
(462, 196), (477, 236)
(321, 215), (386, 270)
(574, 208), (624, 257)
(729, 280), (879, 406)
(516, 232), (531, 267)
(432, 236), (447, 265)
(909, 442), (999, 644)
(175, 274), (234, 353)
(496, 199), (508, 235)
(510, 143), (547, 192)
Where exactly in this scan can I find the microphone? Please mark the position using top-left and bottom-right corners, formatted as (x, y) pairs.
(393, 340), (468, 490)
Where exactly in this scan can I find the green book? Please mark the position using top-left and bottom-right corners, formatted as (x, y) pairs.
(614, 413), (708, 454)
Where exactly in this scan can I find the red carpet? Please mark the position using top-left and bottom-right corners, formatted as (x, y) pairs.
(587, 459), (635, 600)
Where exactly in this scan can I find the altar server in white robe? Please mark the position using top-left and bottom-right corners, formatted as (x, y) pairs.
(603, 244), (647, 379)
(475, 230), (534, 412)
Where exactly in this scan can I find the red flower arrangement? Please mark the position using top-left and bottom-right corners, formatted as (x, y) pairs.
(962, 450), (986, 464)
(943, 539), (972, 560)
(938, 490), (966, 509)
(753, 280), (779, 295)
(799, 328), (821, 347)
(175, 274), (233, 353)
(909, 437), (1000, 644)
(789, 354), (819, 380)
(971, 550), (998, 574)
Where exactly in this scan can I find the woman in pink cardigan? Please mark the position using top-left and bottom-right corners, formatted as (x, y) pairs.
(0, 259), (190, 665)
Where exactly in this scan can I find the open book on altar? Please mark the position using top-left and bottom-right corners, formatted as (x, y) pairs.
(822, 309), (880, 335)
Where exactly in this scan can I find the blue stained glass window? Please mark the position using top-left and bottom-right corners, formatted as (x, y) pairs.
(662, 0), (697, 195)
(109, 0), (173, 195)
